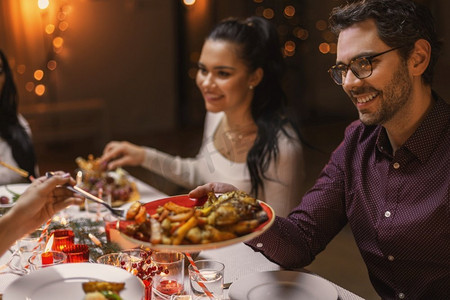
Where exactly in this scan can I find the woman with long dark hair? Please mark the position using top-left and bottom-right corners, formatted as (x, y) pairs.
(101, 17), (305, 217)
(0, 50), (37, 184)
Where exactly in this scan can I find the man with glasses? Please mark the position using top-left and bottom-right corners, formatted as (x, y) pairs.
(189, 0), (450, 298)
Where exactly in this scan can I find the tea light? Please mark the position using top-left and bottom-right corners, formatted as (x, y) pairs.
(63, 244), (90, 263)
(41, 251), (54, 265)
(51, 229), (74, 251)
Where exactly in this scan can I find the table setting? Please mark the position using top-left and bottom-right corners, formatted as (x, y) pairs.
(0, 158), (365, 300)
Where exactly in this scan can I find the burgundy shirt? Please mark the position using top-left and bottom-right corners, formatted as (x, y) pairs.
(247, 94), (450, 299)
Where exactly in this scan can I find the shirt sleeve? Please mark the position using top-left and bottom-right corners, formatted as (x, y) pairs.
(140, 112), (223, 189)
(260, 129), (305, 217)
(246, 131), (350, 269)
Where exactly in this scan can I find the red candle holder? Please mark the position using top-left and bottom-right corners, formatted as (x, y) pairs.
(41, 251), (54, 265)
(51, 229), (74, 251)
(63, 244), (90, 263)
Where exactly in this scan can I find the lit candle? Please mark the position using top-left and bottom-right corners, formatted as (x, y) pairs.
(42, 251), (54, 265)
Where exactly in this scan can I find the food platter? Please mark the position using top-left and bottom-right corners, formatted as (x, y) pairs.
(119, 194), (275, 252)
(228, 270), (338, 300)
(3, 263), (144, 300)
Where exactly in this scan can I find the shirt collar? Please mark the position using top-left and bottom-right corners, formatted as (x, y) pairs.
(376, 91), (450, 162)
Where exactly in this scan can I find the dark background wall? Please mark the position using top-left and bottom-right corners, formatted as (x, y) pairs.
(0, 0), (448, 152)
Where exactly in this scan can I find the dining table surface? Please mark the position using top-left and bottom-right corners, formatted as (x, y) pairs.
(0, 177), (365, 300)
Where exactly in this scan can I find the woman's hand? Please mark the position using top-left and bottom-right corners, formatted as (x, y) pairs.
(11, 172), (83, 229)
(0, 172), (83, 255)
(188, 182), (238, 198)
(100, 141), (146, 170)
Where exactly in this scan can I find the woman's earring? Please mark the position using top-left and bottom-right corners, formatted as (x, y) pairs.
(249, 85), (254, 90)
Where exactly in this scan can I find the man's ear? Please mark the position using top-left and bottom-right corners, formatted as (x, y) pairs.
(249, 67), (264, 88)
(409, 39), (431, 77)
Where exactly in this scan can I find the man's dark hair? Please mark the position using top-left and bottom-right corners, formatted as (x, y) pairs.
(329, 0), (442, 85)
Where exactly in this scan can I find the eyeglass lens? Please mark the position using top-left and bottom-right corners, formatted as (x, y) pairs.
(330, 57), (372, 85)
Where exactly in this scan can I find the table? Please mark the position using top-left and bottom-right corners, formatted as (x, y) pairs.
(0, 178), (365, 300)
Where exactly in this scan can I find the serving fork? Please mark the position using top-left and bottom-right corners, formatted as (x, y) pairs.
(45, 172), (126, 219)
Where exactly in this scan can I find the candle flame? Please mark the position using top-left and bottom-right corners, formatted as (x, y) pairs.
(45, 234), (54, 252)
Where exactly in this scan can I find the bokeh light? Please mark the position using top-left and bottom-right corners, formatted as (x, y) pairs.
(34, 69), (44, 81)
(293, 27), (309, 40)
(38, 0), (49, 9)
(35, 84), (46, 96)
(59, 21), (69, 32)
(53, 37), (64, 48)
(319, 42), (331, 54)
(262, 8), (274, 19)
(45, 24), (55, 35)
(47, 60), (58, 71)
(315, 20), (328, 31)
(17, 64), (26, 75)
(284, 6), (295, 18)
(25, 82), (35, 92)
(183, 0), (196, 5)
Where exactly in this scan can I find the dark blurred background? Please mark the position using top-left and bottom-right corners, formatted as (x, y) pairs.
(0, 1), (449, 298)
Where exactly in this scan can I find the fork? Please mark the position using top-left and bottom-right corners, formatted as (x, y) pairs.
(45, 172), (126, 219)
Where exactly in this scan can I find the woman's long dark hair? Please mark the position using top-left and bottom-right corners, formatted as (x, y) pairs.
(0, 50), (36, 179)
(207, 16), (302, 197)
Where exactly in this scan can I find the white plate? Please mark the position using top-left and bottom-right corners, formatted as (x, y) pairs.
(0, 183), (29, 214)
(3, 263), (144, 300)
(0, 183), (30, 200)
(228, 270), (338, 300)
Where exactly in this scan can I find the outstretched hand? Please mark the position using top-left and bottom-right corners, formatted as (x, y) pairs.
(0, 172), (83, 256)
(12, 172), (83, 228)
(100, 141), (146, 170)
(188, 182), (238, 199)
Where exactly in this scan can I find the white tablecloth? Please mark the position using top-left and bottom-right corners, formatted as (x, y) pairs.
(0, 178), (365, 300)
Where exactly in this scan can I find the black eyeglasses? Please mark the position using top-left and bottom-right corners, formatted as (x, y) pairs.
(328, 46), (403, 85)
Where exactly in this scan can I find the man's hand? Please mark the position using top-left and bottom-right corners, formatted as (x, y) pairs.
(188, 182), (238, 198)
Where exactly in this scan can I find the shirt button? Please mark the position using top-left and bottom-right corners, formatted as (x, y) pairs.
(388, 255), (395, 261)
(385, 211), (391, 217)
(256, 243), (263, 248)
(398, 292), (405, 299)
(393, 162), (400, 169)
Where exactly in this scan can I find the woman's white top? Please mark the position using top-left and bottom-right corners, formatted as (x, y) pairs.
(0, 115), (34, 185)
(142, 112), (305, 217)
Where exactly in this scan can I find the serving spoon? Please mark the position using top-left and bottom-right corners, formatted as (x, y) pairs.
(45, 172), (126, 219)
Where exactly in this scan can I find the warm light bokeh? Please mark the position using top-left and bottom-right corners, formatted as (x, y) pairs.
(35, 84), (46, 96)
(38, 0), (49, 10)
(183, 0), (196, 6)
(45, 24), (55, 35)
(34, 69), (44, 81)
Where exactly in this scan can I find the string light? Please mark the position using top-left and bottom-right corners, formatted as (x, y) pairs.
(183, 0), (196, 6)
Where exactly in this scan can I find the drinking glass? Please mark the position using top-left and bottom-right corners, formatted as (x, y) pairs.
(151, 251), (185, 300)
(16, 229), (45, 269)
(188, 260), (224, 300)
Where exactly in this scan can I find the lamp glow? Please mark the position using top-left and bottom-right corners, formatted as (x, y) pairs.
(38, 0), (49, 10)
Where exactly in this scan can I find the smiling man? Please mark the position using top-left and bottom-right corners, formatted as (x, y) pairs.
(189, 0), (450, 299)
